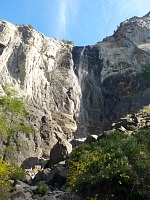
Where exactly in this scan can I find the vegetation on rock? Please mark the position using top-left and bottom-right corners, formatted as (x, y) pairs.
(28, 24), (34, 29)
(141, 62), (150, 85)
(61, 39), (74, 45)
(67, 130), (150, 200)
(0, 86), (31, 199)
(0, 88), (32, 139)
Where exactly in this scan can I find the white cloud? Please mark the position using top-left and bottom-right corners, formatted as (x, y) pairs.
(56, 0), (79, 39)
(57, 0), (67, 38)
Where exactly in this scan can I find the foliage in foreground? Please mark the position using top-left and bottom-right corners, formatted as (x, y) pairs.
(67, 130), (150, 200)
(0, 158), (25, 200)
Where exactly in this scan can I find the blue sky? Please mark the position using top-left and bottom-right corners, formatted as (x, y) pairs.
(0, 0), (150, 46)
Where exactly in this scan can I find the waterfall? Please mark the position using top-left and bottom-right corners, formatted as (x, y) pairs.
(78, 46), (85, 86)
(76, 46), (89, 138)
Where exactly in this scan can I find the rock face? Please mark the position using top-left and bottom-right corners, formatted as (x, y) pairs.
(73, 12), (150, 136)
(0, 21), (79, 164)
(1, 13), (150, 165)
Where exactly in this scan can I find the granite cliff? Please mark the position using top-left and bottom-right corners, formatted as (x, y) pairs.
(73, 12), (150, 136)
(1, 12), (150, 167)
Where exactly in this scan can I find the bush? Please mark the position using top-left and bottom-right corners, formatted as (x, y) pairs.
(33, 181), (48, 197)
(0, 158), (25, 200)
(67, 130), (150, 200)
(62, 39), (74, 45)
(10, 165), (25, 180)
(0, 159), (12, 200)
(2, 83), (18, 96)
(141, 62), (150, 85)
(28, 24), (34, 29)
(0, 95), (32, 139)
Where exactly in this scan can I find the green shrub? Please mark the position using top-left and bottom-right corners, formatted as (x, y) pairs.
(0, 158), (25, 200)
(0, 115), (8, 139)
(134, 129), (150, 151)
(0, 159), (12, 200)
(67, 131), (150, 200)
(10, 165), (25, 180)
(0, 96), (29, 119)
(62, 39), (74, 45)
(0, 95), (32, 138)
(141, 62), (150, 84)
(33, 181), (48, 197)
(28, 24), (34, 29)
(3, 144), (17, 162)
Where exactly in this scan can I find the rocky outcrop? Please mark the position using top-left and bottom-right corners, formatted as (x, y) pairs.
(111, 105), (150, 134)
(10, 180), (73, 200)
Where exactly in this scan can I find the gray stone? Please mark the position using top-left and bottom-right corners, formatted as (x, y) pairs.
(46, 164), (67, 188)
(135, 116), (143, 123)
(118, 126), (126, 132)
(71, 138), (86, 148)
(49, 140), (72, 167)
(21, 157), (39, 169)
(22, 174), (32, 185)
(146, 121), (150, 127)
(84, 135), (97, 144)
(11, 190), (26, 200)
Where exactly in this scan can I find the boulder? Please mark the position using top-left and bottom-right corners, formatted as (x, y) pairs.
(22, 174), (32, 185)
(11, 190), (27, 200)
(118, 126), (126, 132)
(46, 165), (67, 188)
(21, 157), (39, 169)
(11, 181), (35, 200)
(84, 135), (98, 144)
(32, 170), (46, 184)
(49, 140), (72, 167)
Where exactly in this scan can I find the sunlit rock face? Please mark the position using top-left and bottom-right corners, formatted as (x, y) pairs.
(0, 20), (80, 117)
(1, 12), (150, 164)
(0, 20), (80, 164)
